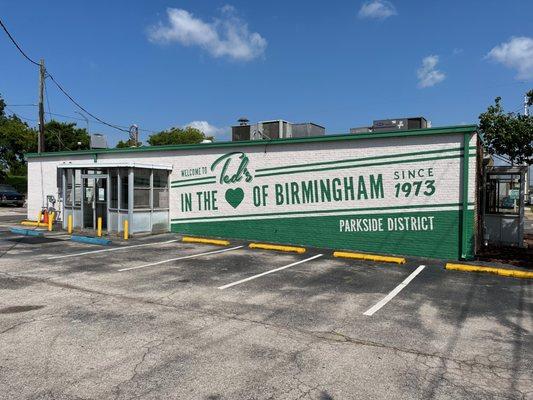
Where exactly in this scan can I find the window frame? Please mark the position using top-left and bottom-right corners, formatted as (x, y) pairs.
(133, 168), (151, 209)
(152, 169), (169, 210)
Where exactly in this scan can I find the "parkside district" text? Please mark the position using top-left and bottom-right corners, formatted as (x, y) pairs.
(339, 216), (435, 232)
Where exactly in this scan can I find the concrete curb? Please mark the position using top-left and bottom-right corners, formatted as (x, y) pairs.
(445, 263), (533, 279)
(71, 235), (112, 246)
(249, 243), (306, 254)
(9, 227), (44, 237)
(333, 251), (406, 264)
(182, 236), (230, 246)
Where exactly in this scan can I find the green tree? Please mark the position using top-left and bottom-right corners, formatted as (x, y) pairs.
(43, 120), (90, 152)
(478, 96), (533, 165)
(0, 95), (37, 176)
(0, 116), (36, 175)
(147, 126), (209, 146)
(0, 94), (92, 178)
(116, 138), (141, 148)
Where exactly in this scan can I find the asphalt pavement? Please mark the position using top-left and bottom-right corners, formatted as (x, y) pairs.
(0, 207), (531, 399)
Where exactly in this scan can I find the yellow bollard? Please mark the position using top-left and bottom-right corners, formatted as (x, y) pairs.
(48, 212), (54, 232)
(97, 217), (102, 237)
(67, 214), (73, 234)
(37, 211), (42, 227)
(123, 219), (129, 240)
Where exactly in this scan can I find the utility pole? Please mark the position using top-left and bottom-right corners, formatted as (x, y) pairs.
(525, 93), (530, 117)
(38, 58), (45, 153)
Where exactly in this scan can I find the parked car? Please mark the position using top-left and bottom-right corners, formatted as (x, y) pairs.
(0, 184), (24, 207)
(500, 196), (516, 209)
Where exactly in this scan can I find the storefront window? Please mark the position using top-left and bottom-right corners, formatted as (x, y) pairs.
(134, 169), (150, 209)
(65, 169), (73, 206)
(110, 169), (118, 209)
(153, 169), (169, 209)
(485, 174), (520, 215)
(120, 169), (129, 210)
(74, 169), (82, 206)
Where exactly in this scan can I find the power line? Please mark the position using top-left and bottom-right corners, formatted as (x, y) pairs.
(6, 106), (77, 152)
(45, 73), (129, 133)
(493, 154), (511, 165)
(4, 106), (36, 122)
(0, 17), (129, 133)
(0, 19), (40, 66)
(44, 80), (74, 151)
(47, 127), (73, 151)
(7, 103), (158, 133)
(6, 105), (159, 135)
(47, 111), (93, 123)
(44, 111), (158, 133)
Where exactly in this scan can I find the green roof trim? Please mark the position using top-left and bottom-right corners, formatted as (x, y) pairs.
(25, 124), (478, 159)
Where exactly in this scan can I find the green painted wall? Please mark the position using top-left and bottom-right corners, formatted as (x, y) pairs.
(172, 209), (475, 260)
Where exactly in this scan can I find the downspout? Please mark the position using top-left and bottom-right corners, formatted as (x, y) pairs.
(128, 168), (134, 236)
(461, 132), (471, 259)
(518, 167), (525, 247)
(61, 169), (67, 229)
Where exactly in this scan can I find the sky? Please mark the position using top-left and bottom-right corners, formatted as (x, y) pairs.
(0, 0), (532, 146)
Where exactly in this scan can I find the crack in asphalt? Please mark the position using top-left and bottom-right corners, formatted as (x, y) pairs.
(111, 338), (164, 400)
(0, 314), (56, 335)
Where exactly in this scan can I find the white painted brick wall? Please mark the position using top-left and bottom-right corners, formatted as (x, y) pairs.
(26, 132), (477, 225)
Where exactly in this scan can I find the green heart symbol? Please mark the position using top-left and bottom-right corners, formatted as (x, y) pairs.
(225, 188), (244, 209)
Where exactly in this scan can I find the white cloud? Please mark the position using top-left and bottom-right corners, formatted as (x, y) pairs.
(417, 55), (446, 88)
(358, 0), (397, 20)
(486, 36), (533, 80)
(147, 6), (267, 61)
(185, 121), (228, 138)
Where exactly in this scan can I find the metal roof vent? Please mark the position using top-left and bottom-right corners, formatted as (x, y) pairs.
(90, 134), (108, 149)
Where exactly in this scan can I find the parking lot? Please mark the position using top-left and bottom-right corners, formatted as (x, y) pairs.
(0, 208), (532, 399)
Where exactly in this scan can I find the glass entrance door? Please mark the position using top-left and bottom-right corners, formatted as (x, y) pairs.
(95, 178), (107, 231)
(82, 176), (108, 231)
(83, 178), (95, 229)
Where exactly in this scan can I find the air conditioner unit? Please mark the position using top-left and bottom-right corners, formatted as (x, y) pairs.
(90, 134), (107, 149)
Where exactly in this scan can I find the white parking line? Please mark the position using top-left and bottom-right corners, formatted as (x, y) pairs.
(218, 254), (324, 290)
(47, 239), (180, 260)
(118, 245), (244, 272)
(363, 265), (426, 316)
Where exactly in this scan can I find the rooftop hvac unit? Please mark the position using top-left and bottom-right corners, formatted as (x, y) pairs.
(245, 120), (288, 140)
(231, 119), (325, 141)
(261, 120), (286, 139)
(232, 125), (251, 141)
(372, 117), (428, 133)
(290, 123), (325, 138)
(90, 134), (108, 149)
(350, 127), (372, 134)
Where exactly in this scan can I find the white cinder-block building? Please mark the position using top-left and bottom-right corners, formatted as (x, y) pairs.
(26, 125), (480, 260)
